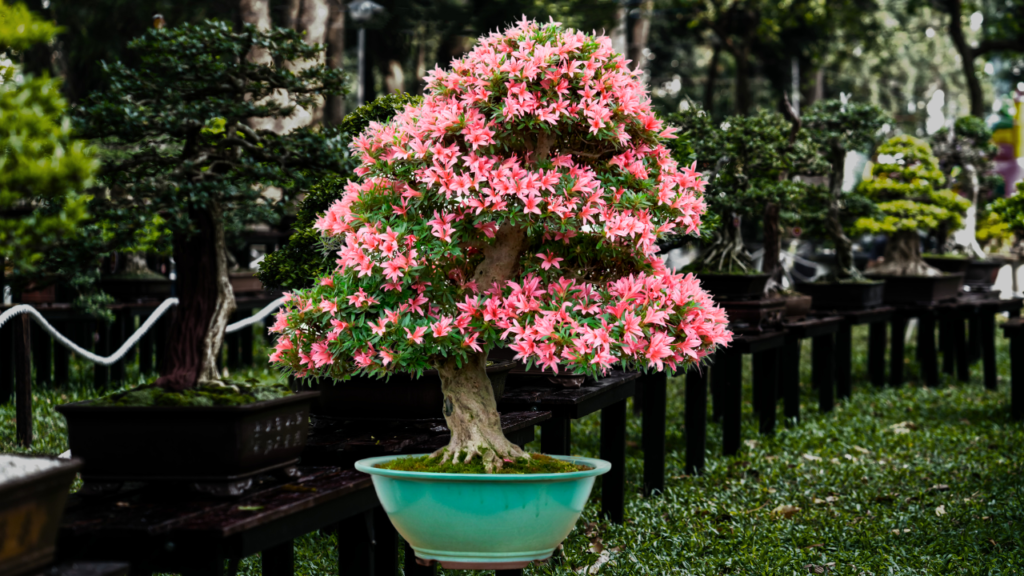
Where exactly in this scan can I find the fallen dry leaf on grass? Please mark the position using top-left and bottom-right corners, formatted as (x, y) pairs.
(935, 505), (946, 516)
(771, 504), (801, 518)
(889, 421), (917, 434)
(892, 528), (912, 534)
(852, 445), (871, 454)
(802, 453), (822, 462)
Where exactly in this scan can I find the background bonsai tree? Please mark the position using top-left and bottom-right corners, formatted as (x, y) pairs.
(990, 183), (1024, 252)
(0, 1), (96, 275)
(271, 19), (732, 471)
(855, 135), (969, 276)
(73, 20), (347, 391)
(668, 106), (821, 286)
(802, 99), (889, 282)
(931, 116), (998, 259)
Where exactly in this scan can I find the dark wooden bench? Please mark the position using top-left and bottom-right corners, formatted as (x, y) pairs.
(780, 316), (844, 418)
(1003, 316), (1024, 420)
(822, 306), (895, 391)
(57, 466), (378, 576)
(498, 371), (638, 524)
(34, 562), (130, 576)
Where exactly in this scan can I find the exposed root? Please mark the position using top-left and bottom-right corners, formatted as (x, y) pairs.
(871, 231), (942, 277)
(431, 352), (528, 472)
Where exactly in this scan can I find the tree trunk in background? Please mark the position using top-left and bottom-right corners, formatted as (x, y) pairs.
(762, 202), (781, 293)
(945, 164), (988, 258)
(414, 34), (427, 94)
(827, 147), (863, 281)
(873, 231), (941, 277)
(812, 67), (825, 105)
(629, 0), (653, 74)
(946, 0), (984, 117)
(703, 44), (720, 113)
(734, 46), (751, 115)
(282, 0), (330, 127)
(384, 60), (405, 94)
(326, 0), (347, 123)
(610, 4), (628, 58)
(240, 0), (272, 64)
(156, 208), (221, 391)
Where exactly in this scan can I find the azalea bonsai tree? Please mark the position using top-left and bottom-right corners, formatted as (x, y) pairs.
(271, 19), (732, 471)
(931, 116), (998, 258)
(855, 135), (969, 276)
(802, 99), (889, 281)
(73, 20), (347, 391)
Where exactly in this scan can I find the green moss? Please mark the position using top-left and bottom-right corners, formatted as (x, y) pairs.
(376, 452), (590, 474)
(87, 381), (293, 407)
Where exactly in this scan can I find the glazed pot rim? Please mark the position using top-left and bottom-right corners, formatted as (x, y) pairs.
(0, 456), (82, 491)
(355, 453), (611, 482)
(864, 272), (964, 280)
(55, 390), (320, 414)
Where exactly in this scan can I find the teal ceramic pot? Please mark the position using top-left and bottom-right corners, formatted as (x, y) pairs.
(355, 454), (610, 570)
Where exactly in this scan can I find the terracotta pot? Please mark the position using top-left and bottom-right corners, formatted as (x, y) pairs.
(20, 284), (56, 304)
(783, 294), (813, 320)
(229, 272), (264, 294)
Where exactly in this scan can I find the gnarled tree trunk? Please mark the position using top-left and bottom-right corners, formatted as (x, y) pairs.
(699, 214), (752, 273)
(762, 201), (781, 293)
(826, 147), (864, 281)
(156, 204), (237, 390)
(944, 164), (987, 259)
(872, 231), (941, 277)
(431, 353), (526, 471)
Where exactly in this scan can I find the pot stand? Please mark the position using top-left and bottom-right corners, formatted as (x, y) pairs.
(1002, 317), (1024, 421)
(717, 298), (785, 334)
(779, 317), (844, 420)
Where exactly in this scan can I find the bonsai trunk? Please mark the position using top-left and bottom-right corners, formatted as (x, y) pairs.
(156, 204), (237, 391)
(826, 147), (863, 282)
(872, 231), (941, 277)
(762, 202), (781, 293)
(431, 352), (526, 472)
(944, 164), (987, 259)
(700, 214), (752, 273)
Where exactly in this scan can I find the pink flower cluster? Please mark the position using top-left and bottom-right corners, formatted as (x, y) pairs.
(271, 18), (731, 380)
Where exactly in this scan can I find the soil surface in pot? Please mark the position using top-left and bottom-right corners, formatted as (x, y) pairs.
(86, 382), (293, 407)
(377, 453), (590, 474)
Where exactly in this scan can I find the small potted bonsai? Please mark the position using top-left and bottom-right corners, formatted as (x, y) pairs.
(667, 106), (818, 329)
(855, 135), (969, 304)
(271, 19), (731, 568)
(929, 116), (1004, 292)
(796, 99), (891, 310)
(990, 183), (1024, 273)
(55, 20), (349, 493)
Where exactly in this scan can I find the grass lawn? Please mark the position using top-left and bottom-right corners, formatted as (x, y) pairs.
(2, 322), (1022, 575)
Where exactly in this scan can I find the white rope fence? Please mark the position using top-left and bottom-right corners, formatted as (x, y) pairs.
(0, 296), (285, 367)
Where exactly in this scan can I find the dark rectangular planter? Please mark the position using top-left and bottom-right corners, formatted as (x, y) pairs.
(696, 273), (769, 302)
(311, 361), (514, 421)
(867, 273), (964, 306)
(965, 259), (1005, 289)
(783, 294), (813, 320)
(719, 297), (786, 334)
(0, 456), (81, 576)
(56, 392), (318, 483)
(922, 255), (970, 275)
(794, 281), (885, 311)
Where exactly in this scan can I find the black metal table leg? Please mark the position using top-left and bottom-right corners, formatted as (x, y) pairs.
(14, 315), (31, 447)
(721, 347), (743, 456)
(835, 322), (852, 400)
(599, 399), (626, 523)
(752, 348), (777, 435)
(262, 540), (294, 576)
(372, 506), (398, 576)
(981, 310), (997, 391)
(890, 315), (907, 387)
(642, 371), (666, 496)
(812, 334), (834, 413)
(868, 320), (887, 388)
(918, 311), (939, 387)
(955, 313), (970, 383)
(781, 334), (801, 423)
(684, 367), (707, 475)
(541, 418), (571, 455)
(337, 510), (374, 576)
(1013, 334), (1023, 421)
